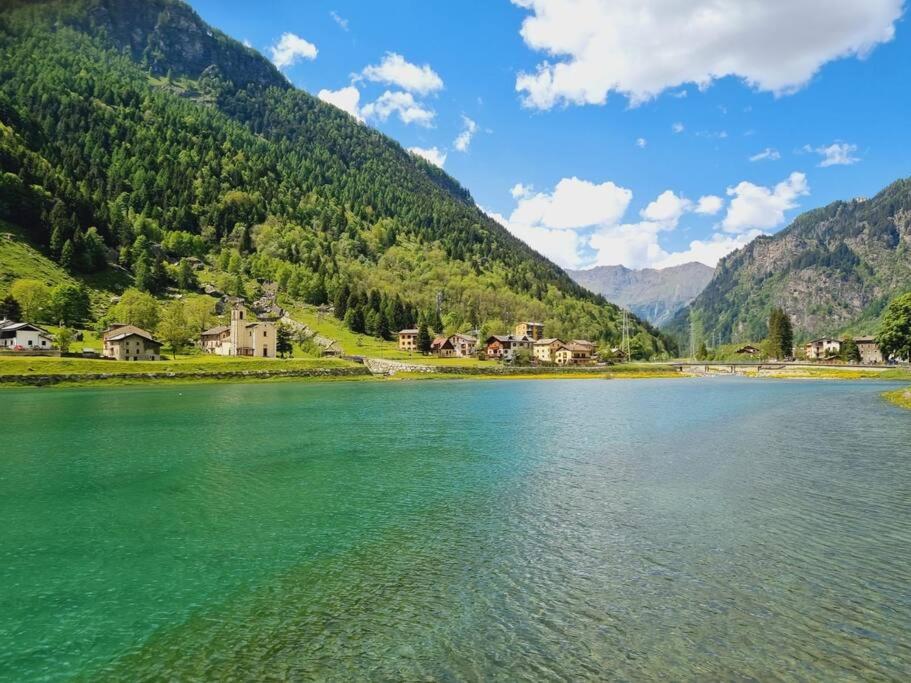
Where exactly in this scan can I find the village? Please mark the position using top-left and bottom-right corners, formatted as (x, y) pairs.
(0, 303), (898, 368)
(396, 321), (600, 365)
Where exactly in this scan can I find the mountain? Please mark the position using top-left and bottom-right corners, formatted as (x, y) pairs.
(666, 178), (911, 345)
(567, 262), (713, 326)
(0, 0), (674, 356)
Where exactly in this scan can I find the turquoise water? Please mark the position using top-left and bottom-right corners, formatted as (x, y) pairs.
(1, 378), (910, 680)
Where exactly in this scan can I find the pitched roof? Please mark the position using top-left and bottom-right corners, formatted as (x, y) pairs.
(431, 336), (454, 349)
(398, 328), (419, 334)
(534, 337), (563, 346)
(201, 325), (230, 336)
(450, 333), (477, 342)
(0, 321), (52, 337)
(854, 336), (877, 343)
(103, 325), (162, 345)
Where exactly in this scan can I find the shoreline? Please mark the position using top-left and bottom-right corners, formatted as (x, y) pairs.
(0, 360), (908, 390)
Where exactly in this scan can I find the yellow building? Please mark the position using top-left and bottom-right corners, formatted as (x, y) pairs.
(398, 328), (419, 351)
(515, 321), (544, 340)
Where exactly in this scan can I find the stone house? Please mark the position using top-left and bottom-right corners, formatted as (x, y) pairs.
(854, 336), (884, 364)
(102, 324), (162, 361)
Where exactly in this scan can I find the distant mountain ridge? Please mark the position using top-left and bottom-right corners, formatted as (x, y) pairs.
(666, 177), (911, 344)
(568, 262), (714, 326)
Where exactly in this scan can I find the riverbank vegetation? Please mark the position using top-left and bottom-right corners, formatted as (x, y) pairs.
(884, 387), (911, 410)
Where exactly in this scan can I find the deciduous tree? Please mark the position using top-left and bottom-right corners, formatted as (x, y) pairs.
(879, 292), (911, 361)
(10, 279), (50, 321)
(157, 301), (194, 359)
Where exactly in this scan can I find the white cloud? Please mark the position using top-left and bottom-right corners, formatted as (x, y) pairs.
(654, 231), (761, 269)
(641, 190), (692, 226)
(589, 220), (758, 270)
(590, 222), (670, 269)
(722, 172), (809, 233)
(636, 137), (647, 148)
(330, 11), (349, 31)
(242, 38), (252, 49)
(510, 183), (532, 199)
(512, 0), (902, 108)
(360, 52), (443, 95)
(453, 115), (479, 152)
(361, 91), (435, 126)
(816, 142), (860, 167)
(268, 32), (318, 69)
(695, 195), (723, 215)
(492, 179), (779, 270)
(510, 177), (633, 230)
(488, 177), (632, 269)
(750, 147), (782, 162)
(409, 146), (447, 168)
(317, 86), (363, 121)
(488, 210), (585, 269)
(672, 122), (685, 134)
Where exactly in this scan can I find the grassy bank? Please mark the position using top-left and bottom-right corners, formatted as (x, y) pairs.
(0, 354), (355, 376)
(3, 353), (907, 389)
(884, 387), (911, 410)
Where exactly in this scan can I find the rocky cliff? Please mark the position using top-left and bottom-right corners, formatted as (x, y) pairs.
(666, 178), (911, 343)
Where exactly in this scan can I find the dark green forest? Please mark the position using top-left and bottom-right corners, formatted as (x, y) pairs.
(0, 0), (674, 356)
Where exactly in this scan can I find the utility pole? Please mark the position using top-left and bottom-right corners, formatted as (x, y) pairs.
(689, 315), (696, 361)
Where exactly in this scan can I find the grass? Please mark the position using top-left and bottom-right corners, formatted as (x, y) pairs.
(0, 221), (127, 316)
(0, 354), (356, 377)
(884, 387), (911, 410)
(0, 224), (80, 296)
(281, 301), (491, 366)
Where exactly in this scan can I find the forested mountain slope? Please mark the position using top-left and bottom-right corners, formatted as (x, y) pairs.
(0, 0), (673, 355)
(666, 178), (911, 344)
(568, 262), (713, 327)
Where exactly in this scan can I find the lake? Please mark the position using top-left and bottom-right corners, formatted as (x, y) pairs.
(1, 378), (910, 681)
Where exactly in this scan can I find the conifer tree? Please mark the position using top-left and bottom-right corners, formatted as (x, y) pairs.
(417, 323), (432, 354)
(276, 323), (293, 358)
(1, 294), (22, 321)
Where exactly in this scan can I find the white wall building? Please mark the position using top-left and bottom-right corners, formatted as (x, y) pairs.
(0, 320), (53, 350)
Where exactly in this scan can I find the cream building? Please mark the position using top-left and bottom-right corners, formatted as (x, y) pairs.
(229, 305), (276, 357)
(533, 338), (565, 363)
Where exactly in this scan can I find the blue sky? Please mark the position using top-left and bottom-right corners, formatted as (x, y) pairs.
(187, 0), (910, 271)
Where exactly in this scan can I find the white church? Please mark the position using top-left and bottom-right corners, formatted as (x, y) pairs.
(199, 304), (277, 358)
